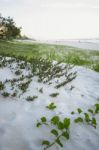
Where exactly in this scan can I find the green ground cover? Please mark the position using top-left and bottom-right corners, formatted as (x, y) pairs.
(0, 40), (99, 71)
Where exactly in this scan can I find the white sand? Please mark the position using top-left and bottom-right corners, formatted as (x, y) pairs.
(0, 57), (99, 150)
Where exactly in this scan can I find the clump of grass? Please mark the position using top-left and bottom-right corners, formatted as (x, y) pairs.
(19, 75), (25, 81)
(49, 93), (59, 97)
(31, 58), (52, 79)
(0, 81), (5, 90)
(15, 70), (22, 75)
(2, 92), (10, 97)
(19, 63), (26, 69)
(10, 75), (25, 84)
(55, 71), (77, 89)
(26, 74), (33, 79)
(31, 58), (77, 88)
(26, 96), (38, 101)
(18, 80), (31, 93)
(64, 51), (91, 66)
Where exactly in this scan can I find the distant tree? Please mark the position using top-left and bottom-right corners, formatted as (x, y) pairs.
(0, 14), (21, 39)
(5, 17), (21, 38)
(0, 14), (6, 38)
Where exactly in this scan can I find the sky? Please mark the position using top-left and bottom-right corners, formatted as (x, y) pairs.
(0, 0), (99, 40)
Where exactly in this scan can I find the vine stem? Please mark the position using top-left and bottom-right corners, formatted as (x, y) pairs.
(44, 132), (64, 150)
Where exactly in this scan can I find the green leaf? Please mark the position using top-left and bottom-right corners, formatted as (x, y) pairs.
(84, 113), (90, 122)
(71, 111), (75, 115)
(88, 109), (94, 114)
(46, 102), (56, 110)
(62, 131), (69, 140)
(74, 117), (83, 123)
(41, 117), (46, 123)
(64, 118), (70, 129)
(56, 139), (63, 147)
(77, 108), (82, 114)
(42, 140), (50, 146)
(95, 103), (99, 113)
(51, 116), (60, 125)
(51, 129), (58, 137)
(36, 122), (41, 127)
(92, 118), (97, 128)
(58, 121), (64, 130)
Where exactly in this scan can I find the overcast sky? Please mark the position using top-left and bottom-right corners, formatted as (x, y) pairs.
(0, 0), (99, 40)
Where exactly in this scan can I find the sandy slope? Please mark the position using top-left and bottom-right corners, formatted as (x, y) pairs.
(0, 58), (99, 150)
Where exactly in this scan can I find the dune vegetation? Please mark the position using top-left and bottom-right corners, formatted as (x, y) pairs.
(0, 40), (99, 72)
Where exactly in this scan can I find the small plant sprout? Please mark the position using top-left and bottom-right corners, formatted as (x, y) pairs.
(36, 116), (71, 150)
(49, 93), (59, 97)
(46, 103), (56, 110)
(26, 96), (38, 102)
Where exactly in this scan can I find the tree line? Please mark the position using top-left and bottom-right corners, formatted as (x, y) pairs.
(0, 14), (21, 39)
